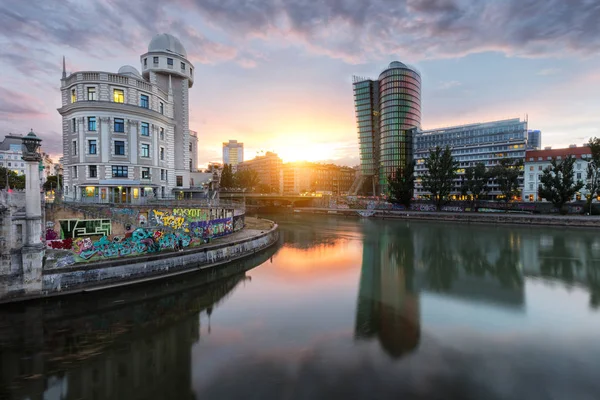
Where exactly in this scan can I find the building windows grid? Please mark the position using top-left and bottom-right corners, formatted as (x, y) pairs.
(112, 165), (128, 178)
(87, 116), (96, 131)
(141, 122), (149, 136)
(114, 118), (125, 133)
(114, 140), (125, 156)
(88, 139), (97, 155)
(113, 89), (124, 103)
(87, 87), (97, 101)
(141, 143), (150, 158)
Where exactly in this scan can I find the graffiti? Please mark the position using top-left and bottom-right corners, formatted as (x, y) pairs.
(45, 228), (58, 240)
(150, 210), (186, 230)
(59, 219), (111, 239)
(138, 213), (148, 225)
(48, 238), (73, 250)
(411, 204), (436, 212)
(233, 215), (245, 231)
(55, 254), (76, 268)
(110, 208), (138, 216)
(441, 206), (464, 212)
(172, 208), (211, 220)
(189, 217), (233, 239)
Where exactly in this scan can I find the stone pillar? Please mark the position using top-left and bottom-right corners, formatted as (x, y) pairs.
(21, 131), (45, 294)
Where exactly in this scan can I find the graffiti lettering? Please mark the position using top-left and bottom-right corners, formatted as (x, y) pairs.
(59, 219), (111, 239)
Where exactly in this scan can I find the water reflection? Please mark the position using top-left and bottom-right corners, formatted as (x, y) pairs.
(0, 246), (277, 400)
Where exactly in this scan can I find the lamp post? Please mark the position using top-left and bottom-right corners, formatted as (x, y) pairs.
(20, 129), (44, 292)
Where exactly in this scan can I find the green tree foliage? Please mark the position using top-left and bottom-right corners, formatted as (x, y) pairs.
(388, 161), (415, 207)
(539, 155), (584, 214)
(585, 137), (600, 214)
(421, 146), (458, 210)
(219, 164), (234, 189)
(0, 166), (25, 190)
(489, 158), (523, 204)
(43, 175), (63, 192)
(234, 168), (260, 191)
(461, 163), (489, 206)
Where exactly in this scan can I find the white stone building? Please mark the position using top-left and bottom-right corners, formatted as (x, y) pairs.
(58, 33), (196, 203)
(523, 145), (591, 202)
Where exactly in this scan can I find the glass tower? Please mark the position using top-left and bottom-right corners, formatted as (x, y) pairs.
(353, 61), (421, 195)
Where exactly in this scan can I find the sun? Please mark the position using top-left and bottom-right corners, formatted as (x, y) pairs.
(276, 141), (337, 163)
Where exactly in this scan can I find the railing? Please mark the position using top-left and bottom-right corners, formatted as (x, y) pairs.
(137, 80), (152, 92)
(108, 74), (129, 85)
(82, 72), (99, 81)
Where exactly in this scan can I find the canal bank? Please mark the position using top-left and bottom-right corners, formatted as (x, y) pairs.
(1, 218), (279, 303)
(290, 208), (600, 228)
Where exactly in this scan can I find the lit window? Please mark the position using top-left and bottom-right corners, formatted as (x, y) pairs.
(88, 140), (97, 155)
(167, 58), (173, 66)
(113, 89), (124, 103)
(141, 122), (149, 136)
(71, 89), (76, 103)
(87, 116), (96, 131)
(140, 94), (149, 109)
(112, 165), (128, 177)
(89, 165), (97, 178)
(114, 141), (125, 156)
(141, 143), (150, 158)
(87, 87), (97, 101)
(114, 118), (125, 132)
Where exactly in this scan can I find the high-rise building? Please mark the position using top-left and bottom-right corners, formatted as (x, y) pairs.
(527, 130), (542, 150)
(58, 33), (195, 203)
(414, 118), (529, 199)
(353, 61), (421, 195)
(222, 140), (244, 170)
(237, 151), (282, 193)
(0, 134), (26, 176)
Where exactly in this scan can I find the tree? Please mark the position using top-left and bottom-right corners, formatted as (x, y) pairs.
(43, 174), (63, 192)
(461, 163), (488, 208)
(0, 166), (25, 190)
(388, 161), (415, 208)
(219, 164), (234, 189)
(585, 137), (600, 215)
(234, 168), (260, 191)
(489, 158), (523, 204)
(421, 146), (458, 211)
(539, 155), (584, 214)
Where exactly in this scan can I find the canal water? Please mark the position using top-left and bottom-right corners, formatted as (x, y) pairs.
(2, 214), (600, 399)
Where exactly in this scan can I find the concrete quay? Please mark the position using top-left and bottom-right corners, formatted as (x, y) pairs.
(291, 208), (600, 228)
(0, 218), (279, 303)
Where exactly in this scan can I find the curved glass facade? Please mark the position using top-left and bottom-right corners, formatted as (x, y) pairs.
(378, 64), (421, 189)
(353, 79), (379, 177)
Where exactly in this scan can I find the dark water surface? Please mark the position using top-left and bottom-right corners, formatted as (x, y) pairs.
(2, 214), (600, 400)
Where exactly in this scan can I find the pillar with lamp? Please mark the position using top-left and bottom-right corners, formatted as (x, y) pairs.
(20, 129), (45, 292)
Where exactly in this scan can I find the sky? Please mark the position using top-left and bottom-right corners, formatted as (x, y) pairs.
(1, 0), (599, 168)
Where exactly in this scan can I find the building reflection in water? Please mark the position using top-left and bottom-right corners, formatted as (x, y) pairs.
(0, 246), (277, 400)
(355, 221), (420, 358)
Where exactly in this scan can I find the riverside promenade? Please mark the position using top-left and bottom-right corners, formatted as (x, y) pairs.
(292, 208), (600, 228)
(1, 217), (279, 303)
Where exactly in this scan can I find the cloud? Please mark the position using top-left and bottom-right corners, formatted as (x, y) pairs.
(537, 68), (561, 76)
(0, 87), (47, 118)
(439, 80), (462, 90)
(183, 0), (600, 62)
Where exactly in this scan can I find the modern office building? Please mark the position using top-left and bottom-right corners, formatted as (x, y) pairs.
(523, 145), (590, 202)
(58, 33), (195, 203)
(527, 130), (542, 150)
(0, 134), (26, 176)
(222, 140), (244, 170)
(237, 151), (283, 193)
(281, 162), (357, 195)
(413, 118), (531, 199)
(353, 61), (421, 195)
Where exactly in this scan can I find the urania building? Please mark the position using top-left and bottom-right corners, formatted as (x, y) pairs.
(58, 33), (198, 203)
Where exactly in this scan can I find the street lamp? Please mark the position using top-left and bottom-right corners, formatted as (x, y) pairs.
(22, 129), (42, 161)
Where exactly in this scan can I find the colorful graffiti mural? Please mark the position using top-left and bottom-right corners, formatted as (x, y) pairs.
(47, 208), (240, 265)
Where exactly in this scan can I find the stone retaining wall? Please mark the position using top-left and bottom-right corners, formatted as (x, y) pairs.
(1, 223), (278, 302)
